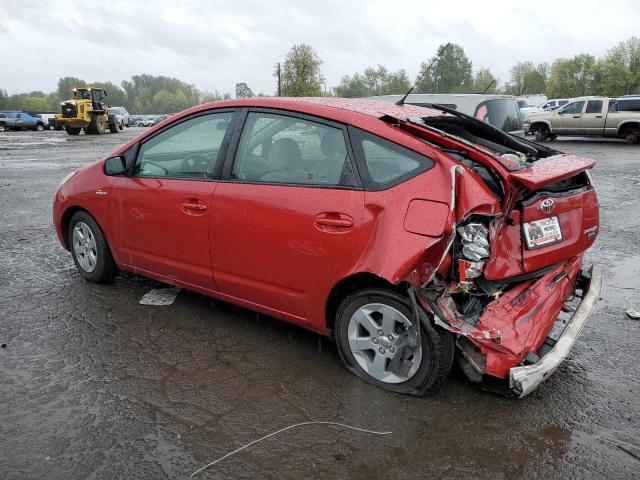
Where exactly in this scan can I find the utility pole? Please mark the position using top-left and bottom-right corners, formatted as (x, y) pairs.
(277, 62), (281, 97)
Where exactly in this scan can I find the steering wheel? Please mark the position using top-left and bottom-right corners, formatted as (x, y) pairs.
(141, 160), (168, 175)
(181, 153), (210, 175)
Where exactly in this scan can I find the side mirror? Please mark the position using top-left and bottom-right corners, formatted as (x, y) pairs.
(105, 155), (126, 176)
(557, 109), (563, 115)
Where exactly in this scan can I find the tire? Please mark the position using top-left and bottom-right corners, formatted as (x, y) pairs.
(69, 211), (118, 283)
(64, 126), (81, 135)
(335, 288), (447, 396)
(35, 123), (44, 131)
(108, 114), (119, 133)
(118, 121), (124, 131)
(625, 133), (638, 145)
(88, 115), (107, 134)
(532, 124), (550, 142)
(0, 123), (6, 132)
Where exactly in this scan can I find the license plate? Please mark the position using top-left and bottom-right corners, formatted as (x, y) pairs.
(523, 216), (563, 249)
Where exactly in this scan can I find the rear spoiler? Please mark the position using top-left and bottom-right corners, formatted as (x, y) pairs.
(508, 155), (595, 189)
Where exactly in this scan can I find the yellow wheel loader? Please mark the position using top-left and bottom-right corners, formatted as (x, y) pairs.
(55, 87), (119, 135)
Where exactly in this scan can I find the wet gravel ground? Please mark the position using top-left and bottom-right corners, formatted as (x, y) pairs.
(0, 129), (639, 479)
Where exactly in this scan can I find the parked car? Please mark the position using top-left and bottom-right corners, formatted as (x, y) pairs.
(109, 107), (131, 129)
(53, 97), (601, 397)
(539, 98), (572, 111)
(0, 111), (47, 131)
(137, 116), (157, 127)
(518, 100), (545, 117)
(36, 113), (58, 130)
(151, 113), (172, 126)
(369, 94), (525, 136)
(525, 96), (640, 143)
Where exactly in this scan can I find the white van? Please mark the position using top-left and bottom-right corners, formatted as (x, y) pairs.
(368, 94), (524, 136)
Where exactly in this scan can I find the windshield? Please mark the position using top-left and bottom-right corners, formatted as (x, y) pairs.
(474, 99), (523, 133)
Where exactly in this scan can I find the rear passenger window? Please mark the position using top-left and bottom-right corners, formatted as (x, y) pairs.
(232, 112), (356, 187)
(585, 100), (603, 113)
(350, 128), (434, 190)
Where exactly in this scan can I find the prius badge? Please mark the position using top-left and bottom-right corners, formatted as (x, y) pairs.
(540, 198), (555, 214)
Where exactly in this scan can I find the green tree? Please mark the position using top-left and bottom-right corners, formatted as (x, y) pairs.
(278, 44), (324, 96)
(235, 82), (254, 98)
(547, 54), (597, 97)
(504, 62), (548, 95)
(151, 90), (191, 113)
(0, 89), (9, 109)
(593, 37), (640, 95)
(473, 68), (497, 93)
(56, 77), (87, 101)
(22, 96), (50, 111)
(414, 43), (473, 93)
(335, 65), (411, 97)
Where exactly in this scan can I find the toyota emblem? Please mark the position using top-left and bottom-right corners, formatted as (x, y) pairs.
(540, 199), (555, 214)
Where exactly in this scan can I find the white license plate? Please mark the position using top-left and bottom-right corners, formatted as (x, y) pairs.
(523, 216), (563, 249)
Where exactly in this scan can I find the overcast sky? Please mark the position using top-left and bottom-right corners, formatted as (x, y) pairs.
(1, 0), (639, 96)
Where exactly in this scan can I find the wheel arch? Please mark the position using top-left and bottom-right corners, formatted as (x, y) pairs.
(60, 205), (106, 250)
(530, 120), (551, 131)
(618, 121), (640, 136)
(325, 272), (409, 335)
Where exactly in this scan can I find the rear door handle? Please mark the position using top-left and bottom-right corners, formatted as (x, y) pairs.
(572, 115), (581, 118)
(315, 213), (353, 232)
(595, 115), (603, 118)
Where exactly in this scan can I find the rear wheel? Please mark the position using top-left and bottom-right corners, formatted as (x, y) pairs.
(69, 211), (118, 283)
(625, 133), (638, 145)
(35, 123), (44, 131)
(0, 123), (6, 132)
(64, 126), (81, 135)
(335, 288), (448, 395)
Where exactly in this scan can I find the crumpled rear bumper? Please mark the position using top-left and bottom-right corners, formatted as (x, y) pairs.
(509, 265), (602, 397)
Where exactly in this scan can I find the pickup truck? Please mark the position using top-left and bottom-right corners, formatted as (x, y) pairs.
(0, 111), (47, 131)
(525, 96), (640, 144)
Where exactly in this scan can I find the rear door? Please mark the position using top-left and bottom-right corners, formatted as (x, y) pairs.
(579, 99), (606, 134)
(210, 110), (364, 322)
(110, 110), (235, 289)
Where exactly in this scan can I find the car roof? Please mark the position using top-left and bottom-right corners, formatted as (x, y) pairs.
(176, 97), (446, 124)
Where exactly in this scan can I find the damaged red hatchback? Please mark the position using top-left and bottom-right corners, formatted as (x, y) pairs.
(53, 98), (601, 397)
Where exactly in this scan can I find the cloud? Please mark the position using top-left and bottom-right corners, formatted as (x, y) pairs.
(1, 0), (639, 95)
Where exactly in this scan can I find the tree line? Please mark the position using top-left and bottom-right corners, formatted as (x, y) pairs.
(1, 37), (638, 114)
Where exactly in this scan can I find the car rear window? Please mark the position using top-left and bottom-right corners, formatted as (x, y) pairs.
(349, 127), (434, 190)
(474, 99), (522, 132)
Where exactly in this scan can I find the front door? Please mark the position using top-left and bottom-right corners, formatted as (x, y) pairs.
(110, 110), (234, 289)
(211, 110), (364, 321)
(558, 100), (585, 134)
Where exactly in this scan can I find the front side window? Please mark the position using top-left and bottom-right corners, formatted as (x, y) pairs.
(562, 101), (585, 114)
(585, 100), (603, 114)
(350, 128), (435, 190)
(134, 112), (233, 178)
(232, 112), (355, 186)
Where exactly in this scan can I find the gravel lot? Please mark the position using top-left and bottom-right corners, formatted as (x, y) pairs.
(0, 128), (639, 479)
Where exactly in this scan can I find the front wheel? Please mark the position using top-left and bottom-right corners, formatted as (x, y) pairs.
(35, 123), (44, 131)
(69, 211), (118, 283)
(335, 288), (448, 395)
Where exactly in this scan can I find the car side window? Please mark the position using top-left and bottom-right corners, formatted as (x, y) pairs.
(232, 112), (355, 187)
(134, 112), (233, 179)
(559, 100), (569, 106)
(585, 100), (603, 114)
(350, 128), (435, 190)
(562, 101), (585, 114)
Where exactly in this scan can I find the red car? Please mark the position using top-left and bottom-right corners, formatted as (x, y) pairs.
(53, 98), (602, 397)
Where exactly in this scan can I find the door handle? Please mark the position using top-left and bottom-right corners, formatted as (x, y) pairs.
(180, 200), (207, 214)
(315, 213), (353, 232)
(595, 115), (603, 118)
(572, 115), (581, 118)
